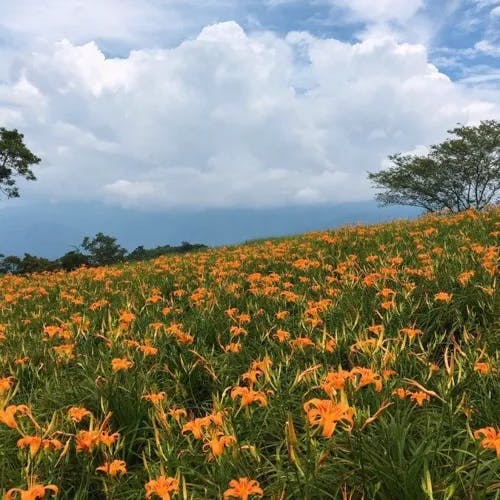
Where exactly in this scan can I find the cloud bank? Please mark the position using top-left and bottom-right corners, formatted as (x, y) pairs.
(0, 20), (499, 209)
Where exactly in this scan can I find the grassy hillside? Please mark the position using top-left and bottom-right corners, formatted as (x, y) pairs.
(0, 208), (499, 499)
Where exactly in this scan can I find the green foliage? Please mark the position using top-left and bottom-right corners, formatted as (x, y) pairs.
(0, 127), (40, 199)
(127, 243), (207, 262)
(0, 255), (22, 274)
(369, 120), (500, 212)
(81, 233), (127, 267)
(59, 251), (90, 271)
(0, 253), (58, 274)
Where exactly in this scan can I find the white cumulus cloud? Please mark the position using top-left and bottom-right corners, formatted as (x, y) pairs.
(0, 21), (499, 209)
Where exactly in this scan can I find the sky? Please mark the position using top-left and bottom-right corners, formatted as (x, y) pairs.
(0, 0), (499, 256)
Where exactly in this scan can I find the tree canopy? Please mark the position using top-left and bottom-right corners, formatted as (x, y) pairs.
(368, 120), (500, 212)
(81, 233), (127, 267)
(0, 127), (40, 199)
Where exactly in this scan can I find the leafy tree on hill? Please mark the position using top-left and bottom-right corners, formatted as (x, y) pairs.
(0, 127), (40, 199)
(18, 254), (59, 273)
(59, 250), (89, 271)
(0, 253), (58, 274)
(0, 255), (22, 274)
(127, 245), (149, 261)
(368, 120), (500, 212)
(81, 233), (127, 267)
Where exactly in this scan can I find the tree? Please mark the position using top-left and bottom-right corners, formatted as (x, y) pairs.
(59, 250), (89, 271)
(368, 120), (500, 212)
(127, 245), (149, 261)
(0, 255), (21, 274)
(17, 254), (58, 274)
(81, 233), (127, 267)
(0, 254), (57, 274)
(0, 128), (40, 199)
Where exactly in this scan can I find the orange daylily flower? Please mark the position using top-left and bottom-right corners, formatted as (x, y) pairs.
(274, 329), (290, 342)
(168, 408), (187, 421)
(321, 370), (352, 395)
(303, 399), (355, 438)
(231, 387), (268, 408)
(161, 306), (173, 316)
(379, 288), (395, 299)
(42, 439), (63, 452)
(458, 270), (475, 286)
(14, 357), (30, 366)
(96, 459), (127, 476)
(89, 299), (109, 311)
(237, 313), (251, 324)
(434, 292), (452, 303)
(143, 392), (166, 404)
(181, 416), (212, 439)
(0, 404), (30, 429)
(280, 290), (300, 303)
(251, 356), (273, 375)
(111, 358), (134, 372)
(225, 307), (239, 319)
(17, 436), (63, 457)
(275, 310), (289, 320)
(17, 436), (42, 457)
(350, 367), (383, 392)
(474, 427), (500, 458)
(241, 369), (263, 386)
(392, 388), (409, 400)
(138, 344), (158, 356)
(99, 431), (120, 447)
(5, 483), (59, 500)
(229, 326), (247, 337)
(393, 388), (431, 406)
(145, 475), (179, 500)
(149, 322), (164, 334)
(289, 337), (315, 350)
(202, 431), (236, 459)
(209, 409), (227, 427)
(67, 407), (92, 423)
(0, 376), (14, 394)
(75, 429), (119, 452)
(52, 343), (75, 360)
(224, 342), (242, 353)
(323, 338), (336, 353)
(474, 362), (491, 375)
(175, 331), (194, 344)
(381, 300), (395, 310)
(408, 391), (430, 406)
(118, 311), (136, 324)
(399, 327), (423, 340)
(75, 430), (101, 453)
(367, 324), (384, 335)
(224, 477), (263, 500)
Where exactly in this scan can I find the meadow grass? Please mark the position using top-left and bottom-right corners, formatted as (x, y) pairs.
(0, 207), (499, 499)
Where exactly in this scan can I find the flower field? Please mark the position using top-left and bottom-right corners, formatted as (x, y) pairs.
(0, 208), (499, 499)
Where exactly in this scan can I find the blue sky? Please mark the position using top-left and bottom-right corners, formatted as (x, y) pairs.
(0, 0), (499, 257)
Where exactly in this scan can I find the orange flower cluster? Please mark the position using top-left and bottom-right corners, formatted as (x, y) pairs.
(321, 366), (393, 395)
(17, 435), (63, 457)
(392, 388), (431, 406)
